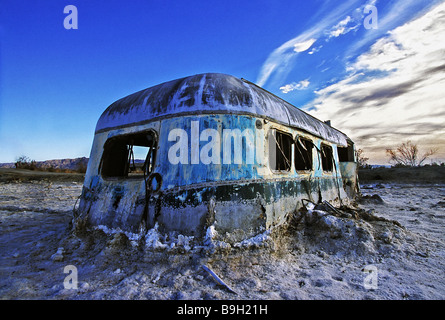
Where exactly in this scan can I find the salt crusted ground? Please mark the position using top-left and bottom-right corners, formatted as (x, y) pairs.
(0, 179), (444, 300)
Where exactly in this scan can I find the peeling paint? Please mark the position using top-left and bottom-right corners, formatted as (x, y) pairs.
(95, 73), (348, 147)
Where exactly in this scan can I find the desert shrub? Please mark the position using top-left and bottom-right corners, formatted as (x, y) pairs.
(75, 161), (87, 173)
(386, 141), (437, 167)
(15, 156), (37, 170)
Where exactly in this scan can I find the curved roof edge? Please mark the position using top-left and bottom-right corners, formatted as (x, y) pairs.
(95, 73), (350, 146)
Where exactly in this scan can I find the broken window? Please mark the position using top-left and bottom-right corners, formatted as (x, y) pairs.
(295, 137), (313, 171)
(338, 142), (355, 162)
(321, 144), (334, 172)
(100, 131), (157, 178)
(268, 129), (292, 172)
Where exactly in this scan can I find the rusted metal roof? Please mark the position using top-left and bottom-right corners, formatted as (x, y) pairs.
(96, 73), (349, 146)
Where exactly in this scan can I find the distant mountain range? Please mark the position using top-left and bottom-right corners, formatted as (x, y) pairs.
(0, 157), (89, 170)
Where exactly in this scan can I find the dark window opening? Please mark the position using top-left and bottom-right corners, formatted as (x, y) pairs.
(100, 131), (157, 178)
(295, 137), (313, 171)
(338, 142), (355, 162)
(269, 129), (292, 172)
(321, 144), (334, 172)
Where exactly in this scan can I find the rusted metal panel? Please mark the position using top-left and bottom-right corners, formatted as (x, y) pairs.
(339, 161), (359, 199)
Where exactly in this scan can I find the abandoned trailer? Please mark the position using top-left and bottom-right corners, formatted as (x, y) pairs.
(76, 73), (359, 242)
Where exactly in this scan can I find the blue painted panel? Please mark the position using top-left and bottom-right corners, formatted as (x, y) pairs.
(156, 115), (261, 188)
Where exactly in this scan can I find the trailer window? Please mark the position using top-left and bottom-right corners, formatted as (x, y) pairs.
(269, 129), (292, 172)
(338, 142), (355, 162)
(100, 131), (157, 178)
(321, 144), (334, 172)
(295, 137), (313, 171)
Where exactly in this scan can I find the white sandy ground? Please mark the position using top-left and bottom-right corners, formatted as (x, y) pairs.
(0, 180), (444, 300)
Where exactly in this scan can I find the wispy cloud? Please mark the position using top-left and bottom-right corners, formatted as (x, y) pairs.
(256, 0), (362, 87)
(255, 35), (318, 87)
(293, 39), (317, 53)
(279, 79), (310, 93)
(328, 16), (356, 38)
(345, 0), (441, 58)
(308, 45), (322, 55)
(305, 2), (445, 164)
(256, 0), (438, 90)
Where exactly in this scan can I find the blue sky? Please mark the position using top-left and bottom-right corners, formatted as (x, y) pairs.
(1, 0), (444, 164)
